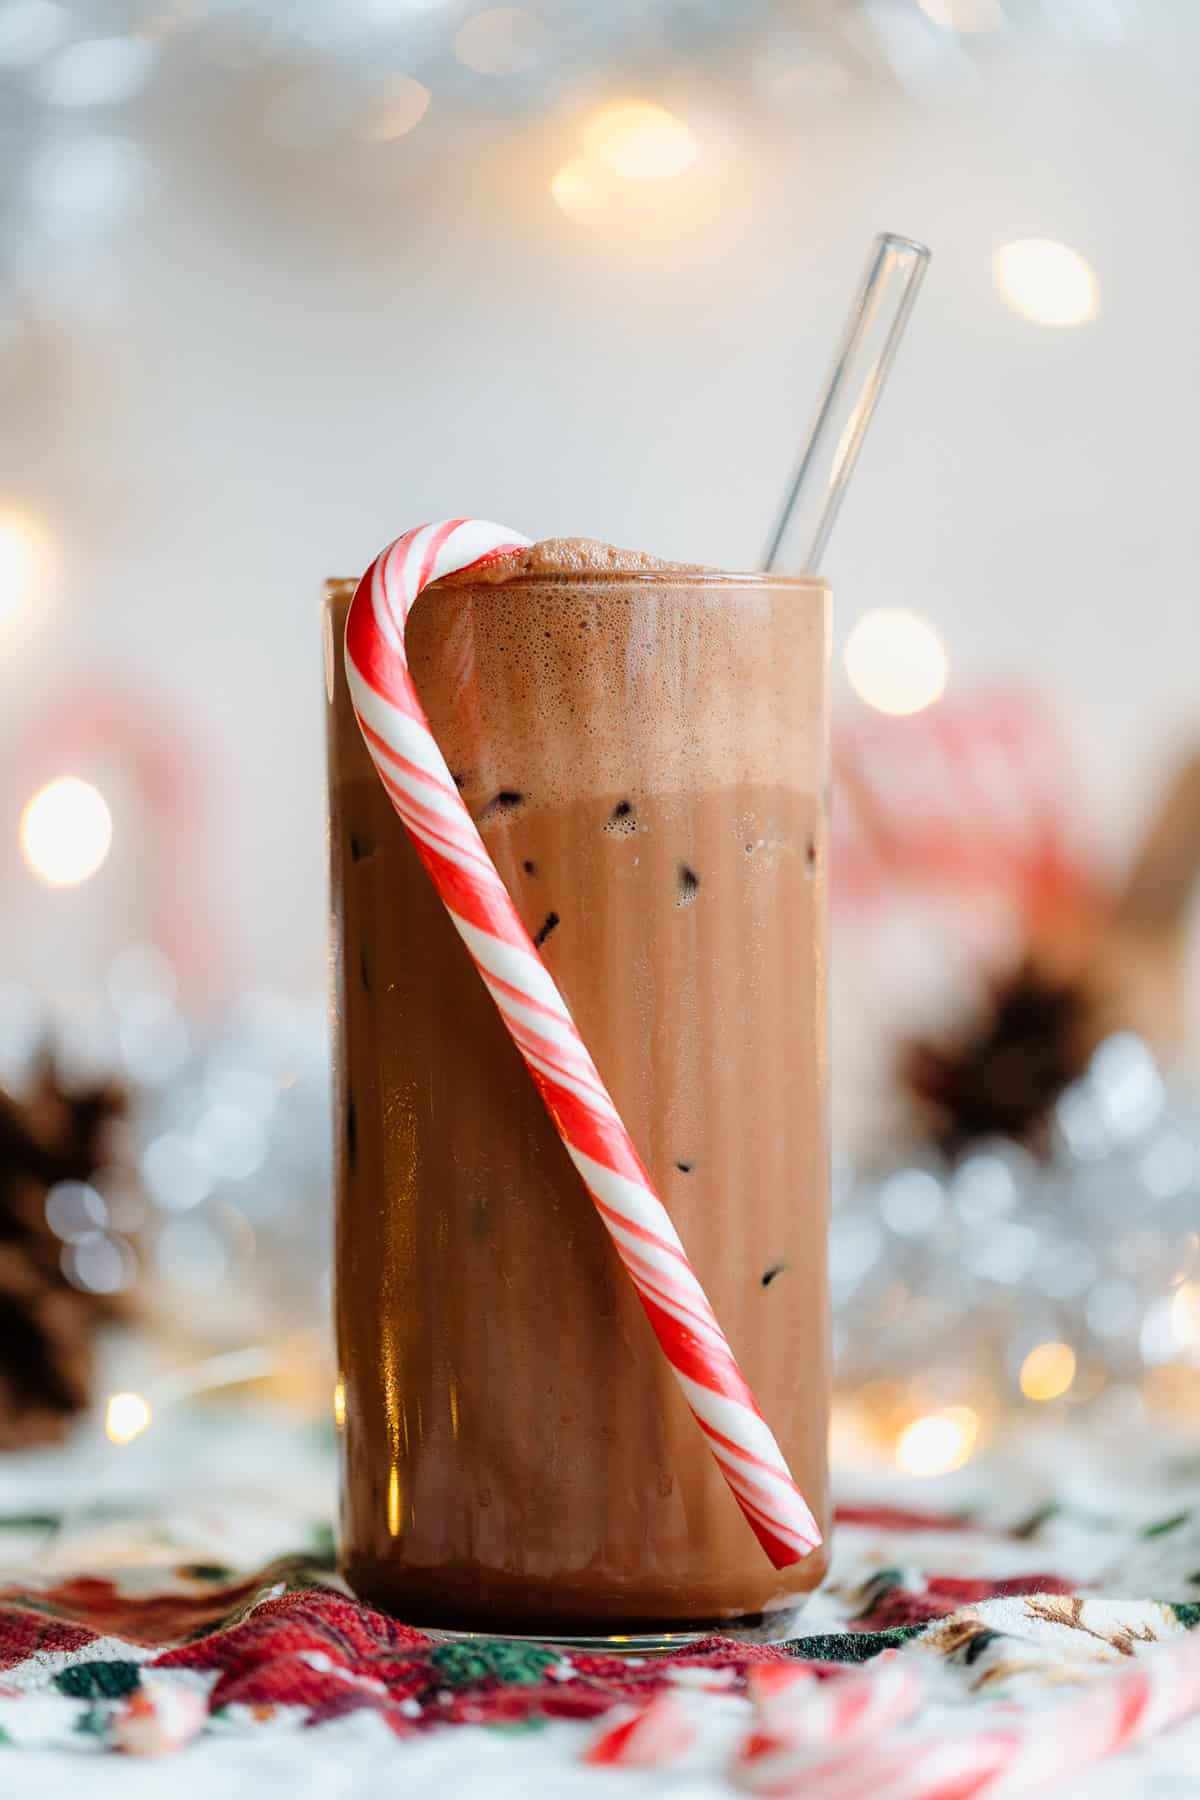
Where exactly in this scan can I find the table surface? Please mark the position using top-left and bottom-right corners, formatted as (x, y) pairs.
(3, 1370), (1200, 1797)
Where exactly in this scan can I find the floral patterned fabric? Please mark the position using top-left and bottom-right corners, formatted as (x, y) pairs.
(3, 1406), (1200, 1794)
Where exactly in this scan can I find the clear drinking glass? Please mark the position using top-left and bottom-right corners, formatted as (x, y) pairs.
(324, 564), (831, 1647)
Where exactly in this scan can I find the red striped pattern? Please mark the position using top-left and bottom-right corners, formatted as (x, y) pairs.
(736, 1631), (1200, 1798)
(584, 1693), (695, 1767)
(743, 1650), (924, 1758)
(343, 518), (821, 1569)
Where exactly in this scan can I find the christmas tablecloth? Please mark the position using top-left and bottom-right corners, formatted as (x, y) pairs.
(4, 1392), (1200, 1797)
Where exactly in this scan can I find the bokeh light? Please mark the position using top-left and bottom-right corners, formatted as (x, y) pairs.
(994, 238), (1099, 326)
(29, 134), (155, 238)
(38, 35), (157, 107)
(140, 1132), (212, 1213)
(844, 609), (949, 715)
(45, 1180), (107, 1241)
(895, 1405), (979, 1475)
(550, 155), (612, 222)
(917, 0), (1004, 31)
(581, 102), (698, 183)
(453, 8), (545, 76)
(105, 1391), (151, 1444)
(0, 0), (65, 68)
(0, 507), (49, 624)
(1170, 1281), (1200, 1352)
(63, 1231), (135, 1294)
(20, 777), (113, 887)
(356, 76), (431, 141)
(1019, 1341), (1077, 1401)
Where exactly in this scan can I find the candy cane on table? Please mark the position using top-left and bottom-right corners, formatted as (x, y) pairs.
(344, 518), (821, 1568)
(743, 1650), (926, 1755)
(736, 1728), (1007, 1800)
(983, 1628), (1200, 1800)
(735, 1627), (1200, 1799)
(584, 1693), (697, 1768)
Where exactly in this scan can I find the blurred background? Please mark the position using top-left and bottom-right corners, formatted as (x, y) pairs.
(1, 0), (1199, 1476)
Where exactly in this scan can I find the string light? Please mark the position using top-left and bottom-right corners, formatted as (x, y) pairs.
(105, 1391), (151, 1444)
(334, 1377), (347, 1430)
(103, 1350), (278, 1450)
(994, 239), (1099, 326)
(1019, 1341), (1077, 1401)
(844, 609), (948, 716)
(453, 7), (545, 76)
(20, 777), (113, 887)
(581, 102), (698, 183)
(895, 1405), (979, 1475)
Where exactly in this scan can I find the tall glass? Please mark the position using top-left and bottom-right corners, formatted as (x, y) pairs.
(324, 566), (830, 1646)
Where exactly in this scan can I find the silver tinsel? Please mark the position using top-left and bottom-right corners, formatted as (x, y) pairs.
(5, 943), (1198, 1404)
(0, 946), (331, 1347)
(833, 1031), (1200, 1409)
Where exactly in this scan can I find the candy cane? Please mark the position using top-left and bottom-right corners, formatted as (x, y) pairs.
(344, 518), (821, 1568)
(981, 1629), (1200, 1798)
(744, 1650), (926, 1754)
(734, 1628), (1200, 1798)
(584, 1694), (696, 1767)
(736, 1730), (1008, 1800)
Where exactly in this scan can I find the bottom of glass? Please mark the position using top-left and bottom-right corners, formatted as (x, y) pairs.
(411, 1602), (811, 1654)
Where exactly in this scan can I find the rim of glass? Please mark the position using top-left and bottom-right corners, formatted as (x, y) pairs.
(325, 571), (827, 594)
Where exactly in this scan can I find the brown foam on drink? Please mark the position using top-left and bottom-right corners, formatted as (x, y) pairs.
(401, 539), (826, 810)
(436, 536), (710, 583)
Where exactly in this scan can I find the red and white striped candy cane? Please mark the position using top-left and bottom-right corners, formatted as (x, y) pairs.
(980, 1626), (1200, 1799)
(344, 518), (821, 1568)
(743, 1650), (926, 1755)
(736, 1629), (1200, 1799)
(736, 1730), (1008, 1800)
(584, 1693), (697, 1767)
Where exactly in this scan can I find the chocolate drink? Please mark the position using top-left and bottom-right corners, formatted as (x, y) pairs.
(325, 540), (831, 1639)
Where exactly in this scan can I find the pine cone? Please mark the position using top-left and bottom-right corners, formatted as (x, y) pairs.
(0, 1244), (92, 1447)
(0, 1057), (128, 1448)
(904, 962), (1090, 1152)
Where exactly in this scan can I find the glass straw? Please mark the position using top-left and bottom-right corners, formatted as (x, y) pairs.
(764, 232), (930, 576)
